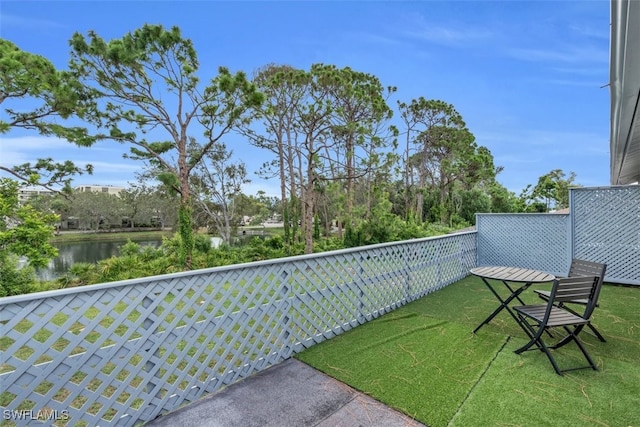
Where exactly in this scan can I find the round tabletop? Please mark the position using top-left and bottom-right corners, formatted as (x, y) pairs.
(470, 266), (555, 283)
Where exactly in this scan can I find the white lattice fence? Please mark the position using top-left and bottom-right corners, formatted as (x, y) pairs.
(476, 213), (571, 276)
(0, 232), (475, 427)
(476, 186), (640, 285)
(571, 186), (640, 285)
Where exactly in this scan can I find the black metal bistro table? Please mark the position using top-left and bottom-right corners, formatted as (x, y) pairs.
(471, 266), (555, 334)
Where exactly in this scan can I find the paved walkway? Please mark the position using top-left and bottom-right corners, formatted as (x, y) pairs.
(146, 358), (424, 427)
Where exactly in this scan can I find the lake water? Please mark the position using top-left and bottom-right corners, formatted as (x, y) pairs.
(37, 237), (163, 281)
(36, 232), (271, 281)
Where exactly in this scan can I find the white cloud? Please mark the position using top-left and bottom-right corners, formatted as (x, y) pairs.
(568, 24), (609, 41)
(395, 10), (495, 48)
(1, 135), (70, 151)
(506, 45), (608, 65)
(0, 13), (66, 30)
(1, 136), (68, 165)
(406, 25), (493, 46)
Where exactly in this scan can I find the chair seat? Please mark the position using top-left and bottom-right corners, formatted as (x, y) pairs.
(513, 304), (589, 327)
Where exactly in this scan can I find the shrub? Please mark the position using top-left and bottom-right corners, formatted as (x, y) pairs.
(0, 255), (37, 297)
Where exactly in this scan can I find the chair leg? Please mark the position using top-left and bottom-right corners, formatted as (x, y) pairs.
(563, 326), (598, 372)
(514, 315), (545, 354)
(587, 323), (606, 342)
(538, 337), (564, 376)
(552, 322), (605, 349)
(551, 324), (586, 349)
(515, 323), (564, 375)
(516, 322), (598, 375)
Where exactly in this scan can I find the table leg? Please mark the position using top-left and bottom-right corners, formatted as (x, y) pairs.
(474, 278), (533, 334)
(502, 280), (527, 305)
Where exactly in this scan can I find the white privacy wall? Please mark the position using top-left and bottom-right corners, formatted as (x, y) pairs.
(477, 185), (640, 285)
(571, 186), (640, 285)
(476, 213), (571, 277)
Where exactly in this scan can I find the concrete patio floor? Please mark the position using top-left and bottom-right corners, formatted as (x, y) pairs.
(146, 358), (424, 427)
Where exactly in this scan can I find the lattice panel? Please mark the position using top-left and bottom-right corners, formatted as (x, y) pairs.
(476, 214), (570, 276)
(571, 186), (640, 285)
(0, 232), (475, 426)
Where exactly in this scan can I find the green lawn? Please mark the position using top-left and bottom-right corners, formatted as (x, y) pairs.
(50, 230), (172, 243)
(296, 275), (640, 427)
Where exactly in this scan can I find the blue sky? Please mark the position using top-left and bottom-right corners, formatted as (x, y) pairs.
(0, 0), (611, 197)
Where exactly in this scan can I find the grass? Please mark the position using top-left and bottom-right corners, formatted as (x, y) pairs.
(295, 275), (640, 427)
(50, 230), (172, 243)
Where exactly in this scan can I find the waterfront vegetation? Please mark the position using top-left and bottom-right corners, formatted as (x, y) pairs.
(3, 221), (459, 297)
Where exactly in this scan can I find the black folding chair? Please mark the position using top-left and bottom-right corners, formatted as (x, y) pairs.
(534, 259), (607, 342)
(513, 275), (600, 376)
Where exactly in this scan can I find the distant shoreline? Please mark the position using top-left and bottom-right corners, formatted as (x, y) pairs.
(50, 229), (173, 243)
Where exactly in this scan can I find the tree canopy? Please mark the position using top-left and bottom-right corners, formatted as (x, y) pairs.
(67, 24), (263, 267)
(0, 38), (95, 192)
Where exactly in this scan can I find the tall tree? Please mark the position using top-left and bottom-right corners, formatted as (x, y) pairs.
(399, 98), (496, 224)
(323, 66), (396, 232)
(68, 24), (263, 268)
(0, 39), (94, 192)
(251, 64), (398, 251)
(530, 169), (578, 211)
(398, 97), (450, 222)
(248, 64), (308, 248)
(293, 64), (337, 253)
(190, 140), (249, 243)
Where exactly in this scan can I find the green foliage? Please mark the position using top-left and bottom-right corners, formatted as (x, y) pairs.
(488, 182), (521, 213)
(265, 235), (284, 250)
(0, 255), (37, 297)
(456, 188), (492, 225)
(178, 204), (194, 268)
(514, 169), (579, 213)
(0, 179), (58, 276)
(58, 262), (98, 288)
(527, 169), (578, 211)
(312, 237), (345, 253)
(97, 255), (147, 282)
(2, 221), (471, 295)
(119, 240), (142, 257)
(194, 234), (212, 254)
(398, 98), (498, 225)
(69, 191), (126, 231)
(0, 39), (95, 190)
(59, 238), (176, 287)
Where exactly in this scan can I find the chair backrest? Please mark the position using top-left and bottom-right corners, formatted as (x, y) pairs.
(568, 259), (607, 305)
(548, 275), (601, 319)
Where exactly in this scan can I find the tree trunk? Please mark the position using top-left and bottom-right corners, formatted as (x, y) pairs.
(178, 137), (193, 269)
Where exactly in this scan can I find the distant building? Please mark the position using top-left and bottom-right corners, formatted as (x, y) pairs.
(74, 185), (125, 195)
(18, 187), (54, 204)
